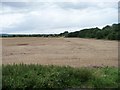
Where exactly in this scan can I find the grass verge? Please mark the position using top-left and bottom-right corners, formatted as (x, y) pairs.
(2, 64), (119, 89)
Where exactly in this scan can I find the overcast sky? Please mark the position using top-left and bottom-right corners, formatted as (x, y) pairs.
(0, 0), (119, 34)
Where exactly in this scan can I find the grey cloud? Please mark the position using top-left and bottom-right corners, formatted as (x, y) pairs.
(55, 2), (117, 10)
(2, 2), (29, 8)
(1, 2), (51, 14)
(2, 2), (47, 9)
(1, 2), (118, 14)
(2, 2), (118, 10)
(56, 2), (95, 10)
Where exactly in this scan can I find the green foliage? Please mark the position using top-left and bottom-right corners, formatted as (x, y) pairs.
(59, 31), (69, 37)
(2, 64), (119, 89)
(91, 67), (119, 88)
(67, 23), (120, 40)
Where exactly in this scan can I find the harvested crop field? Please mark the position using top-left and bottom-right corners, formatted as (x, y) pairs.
(2, 37), (118, 67)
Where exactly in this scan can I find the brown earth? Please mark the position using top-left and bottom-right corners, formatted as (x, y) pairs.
(2, 37), (118, 67)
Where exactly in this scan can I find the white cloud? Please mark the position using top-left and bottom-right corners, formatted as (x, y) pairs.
(0, 1), (118, 34)
(0, 13), (25, 27)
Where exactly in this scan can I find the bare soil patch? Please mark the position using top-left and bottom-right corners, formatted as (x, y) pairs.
(17, 44), (29, 46)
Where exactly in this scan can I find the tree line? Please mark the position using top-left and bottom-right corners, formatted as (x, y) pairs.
(1, 23), (120, 40)
(66, 23), (120, 40)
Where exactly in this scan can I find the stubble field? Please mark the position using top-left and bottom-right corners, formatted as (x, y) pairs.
(2, 37), (118, 67)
